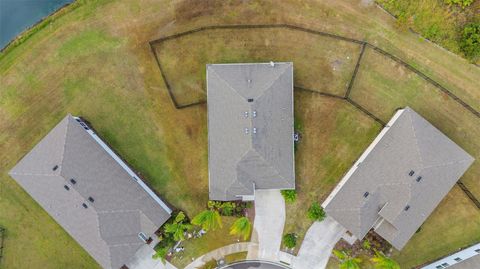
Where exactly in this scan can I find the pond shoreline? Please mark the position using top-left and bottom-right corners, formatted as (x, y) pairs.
(0, 1), (75, 54)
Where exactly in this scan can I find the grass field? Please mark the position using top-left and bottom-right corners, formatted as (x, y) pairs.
(153, 27), (362, 106)
(0, 0), (479, 268)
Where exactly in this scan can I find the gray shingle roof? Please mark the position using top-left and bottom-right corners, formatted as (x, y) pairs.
(323, 107), (474, 250)
(9, 115), (172, 269)
(207, 63), (295, 201)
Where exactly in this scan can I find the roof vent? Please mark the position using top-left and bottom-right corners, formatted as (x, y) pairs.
(70, 178), (76, 184)
(248, 98), (254, 102)
(253, 127), (257, 134)
(52, 165), (59, 171)
(88, 197), (94, 203)
(82, 203), (88, 209)
(408, 170), (415, 176)
(416, 176), (422, 182)
(363, 192), (369, 198)
(244, 128), (249, 134)
(64, 185), (70, 191)
(247, 79), (252, 83)
(404, 205), (410, 211)
(244, 111), (249, 118)
(252, 111), (257, 118)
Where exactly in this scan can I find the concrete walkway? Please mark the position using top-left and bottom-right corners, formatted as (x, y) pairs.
(185, 242), (254, 269)
(247, 190), (286, 261)
(291, 216), (346, 269)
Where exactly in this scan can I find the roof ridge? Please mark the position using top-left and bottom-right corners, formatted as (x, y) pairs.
(249, 148), (291, 186)
(208, 67), (249, 104)
(254, 64), (291, 100)
(407, 109), (425, 169)
(58, 115), (73, 173)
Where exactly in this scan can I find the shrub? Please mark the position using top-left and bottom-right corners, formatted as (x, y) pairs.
(370, 250), (400, 269)
(460, 23), (480, 61)
(220, 202), (236, 216)
(333, 250), (362, 269)
(281, 190), (297, 203)
(152, 246), (169, 263)
(362, 239), (371, 250)
(283, 233), (297, 248)
(444, 0), (474, 8)
(307, 202), (326, 221)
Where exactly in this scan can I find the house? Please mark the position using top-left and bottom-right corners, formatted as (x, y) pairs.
(9, 115), (172, 269)
(421, 242), (480, 269)
(322, 107), (474, 250)
(207, 62), (295, 201)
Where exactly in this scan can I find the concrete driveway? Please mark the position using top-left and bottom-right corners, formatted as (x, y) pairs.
(247, 189), (286, 261)
(291, 216), (345, 269)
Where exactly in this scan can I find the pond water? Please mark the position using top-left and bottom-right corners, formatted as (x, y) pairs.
(0, 0), (73, 49)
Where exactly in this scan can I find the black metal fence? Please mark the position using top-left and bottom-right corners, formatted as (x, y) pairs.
(0, 227), (5, 264)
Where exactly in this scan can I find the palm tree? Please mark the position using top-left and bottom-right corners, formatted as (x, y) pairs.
(371, 250), (400, 269)
(229, 217), (252, 240)
(333, 250), (362, 269)
(164, 221), (192, 241)
(191, 209), (222, 231)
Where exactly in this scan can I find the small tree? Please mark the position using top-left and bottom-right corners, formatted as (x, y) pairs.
(281, 190), (297, 203)
(192, 210), (222, 231)
(371, 250), (400, 269)
(229, 217), (252, 240)
(333, 250), (362, 269)
(307, 202), (326, 221)
(283, 233), (297, 248)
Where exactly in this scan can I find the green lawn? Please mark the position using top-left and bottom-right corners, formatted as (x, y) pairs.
(0, 0), (479, 268)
